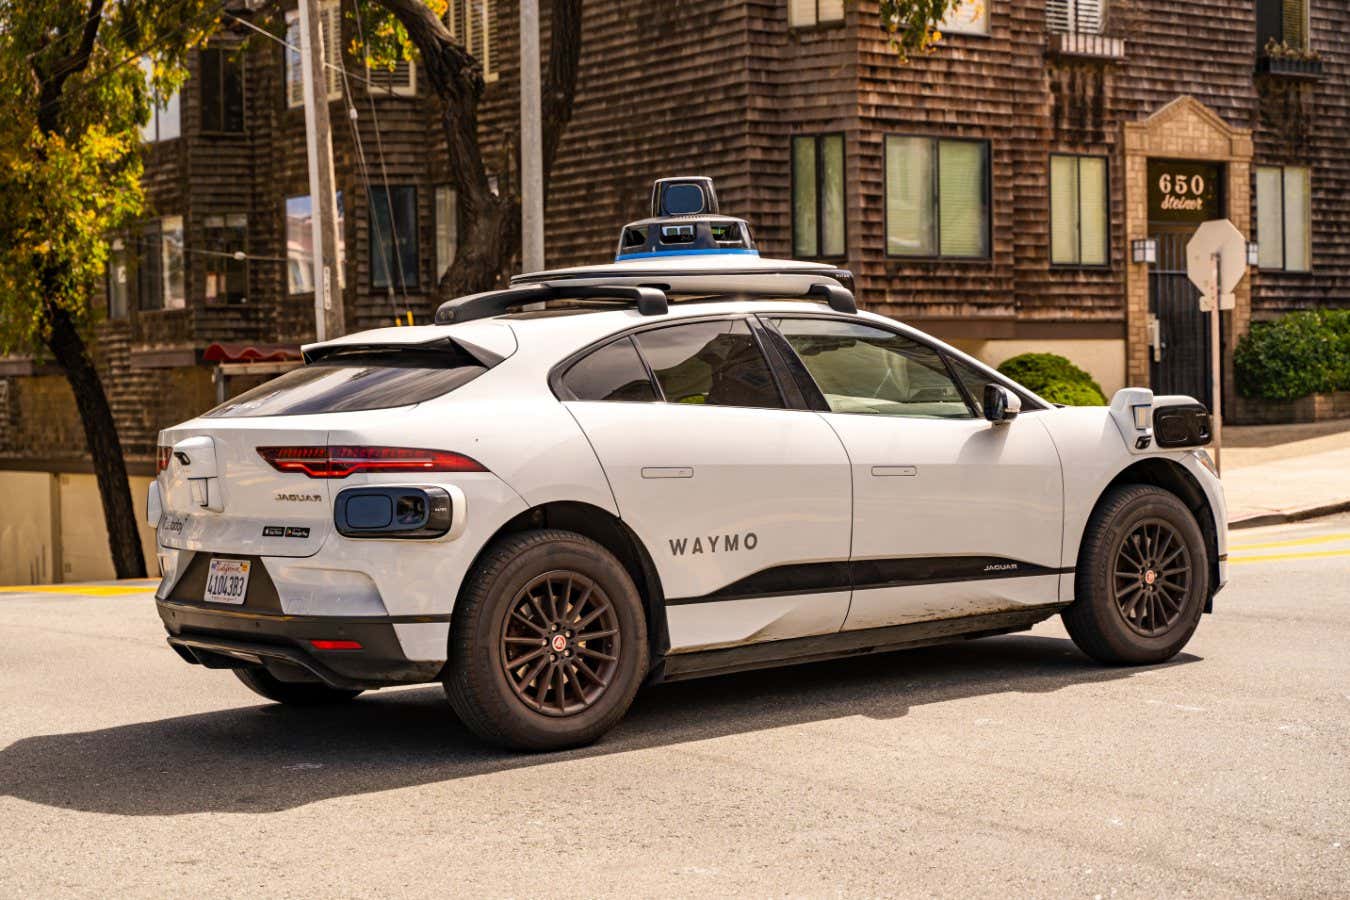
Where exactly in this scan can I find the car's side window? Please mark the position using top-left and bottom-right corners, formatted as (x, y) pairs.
(768, 318), (974, 419)
(945, 355), (1047, 412)
(633, 319), (784, 409)
(561, 336), (658, 402)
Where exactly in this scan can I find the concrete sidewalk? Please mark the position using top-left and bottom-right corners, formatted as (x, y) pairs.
(1221, 420), (1350, 528)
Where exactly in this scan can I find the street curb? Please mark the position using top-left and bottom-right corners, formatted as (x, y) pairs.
(1229, 499), (1350, 530)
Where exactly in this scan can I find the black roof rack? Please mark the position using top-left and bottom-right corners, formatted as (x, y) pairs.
(435, 284), (668, 324)
(433, 277), (857, 324)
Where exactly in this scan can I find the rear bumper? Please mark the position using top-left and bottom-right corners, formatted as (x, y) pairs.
(158, 599), (445, 689)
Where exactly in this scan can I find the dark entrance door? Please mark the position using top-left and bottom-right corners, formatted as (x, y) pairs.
(1147, 159), (1224, 407)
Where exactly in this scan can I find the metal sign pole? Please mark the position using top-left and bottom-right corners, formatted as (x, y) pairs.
(1210, 251), (1223, 475)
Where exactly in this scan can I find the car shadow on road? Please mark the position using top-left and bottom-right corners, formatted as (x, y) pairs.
(0, 633), (1199, 816)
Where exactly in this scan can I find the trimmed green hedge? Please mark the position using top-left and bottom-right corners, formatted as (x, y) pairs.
(997, 352), (1108, 406)
(1234, 309), (1350, 402)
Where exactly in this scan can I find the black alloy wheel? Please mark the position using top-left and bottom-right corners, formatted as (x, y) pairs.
(1113, 519), (1192, 637)
(1062, 484), (1209, 665)
(499, 571), (621, 717)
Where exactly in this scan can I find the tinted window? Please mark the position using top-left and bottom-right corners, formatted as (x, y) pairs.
(206, 349), (486, 417)
(770, 319), (973, 419)
(635, 320), (783, 409)
(562, 337), (657, 402)
(946, 355), (1045, 412)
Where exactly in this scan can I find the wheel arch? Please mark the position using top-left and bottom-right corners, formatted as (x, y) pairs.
(452, 501), (671, 672)
(1085, 458), (1221, 612)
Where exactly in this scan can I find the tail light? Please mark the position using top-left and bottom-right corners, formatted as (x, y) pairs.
(256, 445), (487, 479)
(156, 446), (172, 474)
(310, 639), (362, 651)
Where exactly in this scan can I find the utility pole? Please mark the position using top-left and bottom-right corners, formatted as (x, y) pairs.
(519, 0), (544, 274)
(298, 0), (345, 340)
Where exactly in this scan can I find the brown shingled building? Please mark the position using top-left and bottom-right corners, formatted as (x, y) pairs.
(0, 0), (1346, 581)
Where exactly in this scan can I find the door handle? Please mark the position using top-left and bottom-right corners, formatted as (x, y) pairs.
(871, 465), (917, 477)
(641, 467), (693, 479)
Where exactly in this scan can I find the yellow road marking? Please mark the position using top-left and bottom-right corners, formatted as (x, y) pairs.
(1228, 548), (1350, 565)
(1229, 532), (1350, 552)
(0, 583), (156, 596)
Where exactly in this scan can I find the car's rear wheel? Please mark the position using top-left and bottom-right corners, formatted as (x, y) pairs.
(1063, 484), (1209, 665)
(445, 529), (648, 751)
(233, 667), (363, 705)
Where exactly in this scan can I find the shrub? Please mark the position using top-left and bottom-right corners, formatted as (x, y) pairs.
(997, 352), (1108, 406)
(1234, 309), (1350, 401)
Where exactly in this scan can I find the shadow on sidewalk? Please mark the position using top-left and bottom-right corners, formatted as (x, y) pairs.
(0, 633), (1198, 817)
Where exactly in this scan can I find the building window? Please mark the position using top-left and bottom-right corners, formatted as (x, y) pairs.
(106, 239), (130, 319)
(941, 0), (990, 36)
(367, 60), (417, 97)
(885, 136), (989, 259)
(792, 134), (846, 259)
(1256, 0), (1308, 51)
(434, 185), (458, 280)
(286, 193), (346, 294)
(200, 47), (245, 133)
(788, 0), (844, 28)
(1049, 154), (1108, 266)
(204, 214), (248, 304)
(369, 186), (419, 290)
(1255, 165), (1311, 271)
(138, 58), (180, 143)
(446, 0), (498, 82)
(1046, 0), (1103, 34)
(285, 3), (342, 108)
(136, 217), (185, 310)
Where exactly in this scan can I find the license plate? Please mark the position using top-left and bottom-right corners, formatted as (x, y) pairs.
(204, 558), (251, 605)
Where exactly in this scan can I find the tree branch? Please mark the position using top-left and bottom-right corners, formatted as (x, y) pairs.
(32, 0), (107, 135)
(541, 0), (582, 182)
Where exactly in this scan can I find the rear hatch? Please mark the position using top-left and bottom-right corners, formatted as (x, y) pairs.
(158, 419), (334, 558)
(156, 327), (512, 559)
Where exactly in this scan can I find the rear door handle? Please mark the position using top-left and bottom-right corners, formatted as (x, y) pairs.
(871, 465), (917, 477)
(641, 467), (693, 479)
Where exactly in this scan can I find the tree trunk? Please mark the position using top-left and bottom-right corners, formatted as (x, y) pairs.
(29, 0), (146, 580)
(372, 0), (582, 302)
(42, 302), (147, 579)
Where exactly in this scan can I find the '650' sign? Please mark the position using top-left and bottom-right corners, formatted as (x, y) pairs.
(1148, 160), (1221, 224)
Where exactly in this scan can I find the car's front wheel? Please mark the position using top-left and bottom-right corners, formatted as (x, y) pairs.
(445, 529), (649, 751)
(1063, 484), (1210, 665)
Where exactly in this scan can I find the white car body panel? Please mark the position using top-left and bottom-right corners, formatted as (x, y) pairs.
(821, 412), (1064, 630)
(565, 400), (853, 651)
(152, 276), (1228, 675)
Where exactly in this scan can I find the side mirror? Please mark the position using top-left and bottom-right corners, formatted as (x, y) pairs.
(983, 384), (1021, 424)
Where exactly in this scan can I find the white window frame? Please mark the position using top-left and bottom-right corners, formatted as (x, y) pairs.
(1255, 165), (1312, 272)
(940, 0), (990, 37)
(285, 3), (343, 109)
(446, 0), (498, 83)
(434, 185), (459, 279)
(366, 59), (417, 97)
(788, 0), (845, 28)
(160, 215), (186, 310)
(1049, 153), (1109, 267)
(139, 57), (181, 143)
(1046, 0), (1104, 34)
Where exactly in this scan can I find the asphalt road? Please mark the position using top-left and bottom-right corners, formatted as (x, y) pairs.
(2, 516), (1348, 898)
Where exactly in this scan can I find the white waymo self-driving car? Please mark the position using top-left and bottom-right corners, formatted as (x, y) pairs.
(151, 177), (1226, 750)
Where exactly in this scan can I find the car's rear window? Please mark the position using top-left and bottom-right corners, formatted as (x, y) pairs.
(205, 348), (488, 418)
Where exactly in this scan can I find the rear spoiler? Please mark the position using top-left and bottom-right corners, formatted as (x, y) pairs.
(302, 336), (508, 368)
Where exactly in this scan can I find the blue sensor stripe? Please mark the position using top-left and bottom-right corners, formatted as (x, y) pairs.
(614, 248), (761, 261)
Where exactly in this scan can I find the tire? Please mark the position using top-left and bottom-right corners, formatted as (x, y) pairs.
(1062, 484), (1210, 665)
(445, 529), (649, 752)
(233, 667), (363, 705)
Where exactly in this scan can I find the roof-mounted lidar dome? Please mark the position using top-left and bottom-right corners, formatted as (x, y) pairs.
(615, 176), (757, 261)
